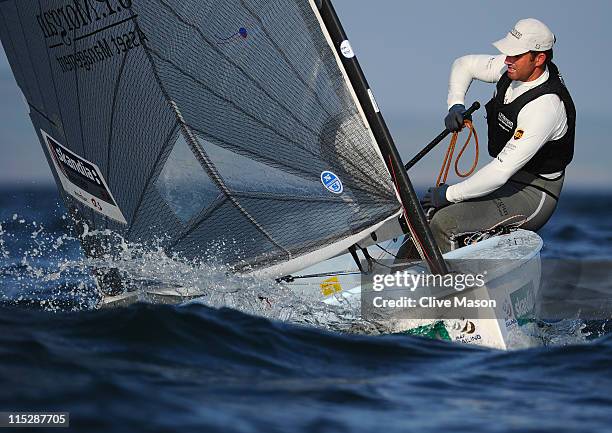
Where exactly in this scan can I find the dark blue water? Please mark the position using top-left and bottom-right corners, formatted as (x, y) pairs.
(1, 187), (611, 433)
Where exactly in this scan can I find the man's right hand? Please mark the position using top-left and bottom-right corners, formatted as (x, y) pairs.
(445, 104), (468, 132)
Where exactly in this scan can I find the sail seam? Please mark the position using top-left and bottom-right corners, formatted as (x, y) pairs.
(232, 190), (395, 204)
(126, 123), (181, 234)
(105, 51), (129, 181)
(65, 14), (99, 226)
(13, 4), (47, 132)
(168, 196), (229, 250)
(35, 0), (69, 149)
(169, 100), (291, 256)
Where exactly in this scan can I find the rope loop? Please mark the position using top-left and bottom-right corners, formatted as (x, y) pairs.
(436, 120), (479, 186)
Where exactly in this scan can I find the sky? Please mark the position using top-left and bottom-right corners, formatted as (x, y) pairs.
(0, 0), (610, 190)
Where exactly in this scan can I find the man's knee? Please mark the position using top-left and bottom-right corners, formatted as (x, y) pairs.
(429, 207), (459, 253)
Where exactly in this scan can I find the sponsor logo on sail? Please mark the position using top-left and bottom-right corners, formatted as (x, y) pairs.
(33, 0), (150, 74)
(340, 40), (355, 59)
(53, 146), (101, 185)
(41, 130), (127, 224)
(36, 0), (134, 47)
(321, 171), (344, 195)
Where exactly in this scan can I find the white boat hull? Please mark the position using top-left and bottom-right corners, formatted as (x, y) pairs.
(283, 229), (543, 350)
(97, 230), (543, 350)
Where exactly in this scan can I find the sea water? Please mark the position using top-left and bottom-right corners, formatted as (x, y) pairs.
(0, 187), (611, 433)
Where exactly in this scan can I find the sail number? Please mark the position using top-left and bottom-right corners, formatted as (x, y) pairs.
(110, 28), (149, 54)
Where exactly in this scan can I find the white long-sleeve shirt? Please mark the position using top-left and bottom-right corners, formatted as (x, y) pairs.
(445, 54), (568, 203)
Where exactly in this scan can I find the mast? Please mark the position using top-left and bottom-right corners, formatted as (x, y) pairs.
(316, 0), (448, 275)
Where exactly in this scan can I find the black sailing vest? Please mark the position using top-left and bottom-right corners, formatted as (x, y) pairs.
(485, 62), (576, 175)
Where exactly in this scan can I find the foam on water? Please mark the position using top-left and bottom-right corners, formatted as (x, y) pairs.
(0, 211), (372, 335)
(1, 209), (608, 348)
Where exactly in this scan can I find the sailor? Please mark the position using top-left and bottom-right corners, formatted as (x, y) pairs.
(421, 18), (576, 253)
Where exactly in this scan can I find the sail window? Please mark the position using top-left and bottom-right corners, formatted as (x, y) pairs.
(155, 132), (222, 223)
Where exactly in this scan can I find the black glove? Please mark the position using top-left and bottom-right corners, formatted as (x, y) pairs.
(444, 104), (470, 132)
(421, 184), (452, 210)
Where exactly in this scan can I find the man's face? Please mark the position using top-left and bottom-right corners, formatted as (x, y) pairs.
(504, 52), (543, 82)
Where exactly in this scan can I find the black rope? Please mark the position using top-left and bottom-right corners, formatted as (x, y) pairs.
(373, 242), (398, 259)
(277, 239), (411, 283)
(276, 271), (362, 283)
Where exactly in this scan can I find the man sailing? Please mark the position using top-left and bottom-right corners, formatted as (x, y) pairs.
(421, 18), (576, 253)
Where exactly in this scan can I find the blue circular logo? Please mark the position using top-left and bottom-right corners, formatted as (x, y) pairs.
(321, 171), (344, 195)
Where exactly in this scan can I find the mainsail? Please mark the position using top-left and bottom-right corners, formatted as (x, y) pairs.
(0, 0), (444, 276)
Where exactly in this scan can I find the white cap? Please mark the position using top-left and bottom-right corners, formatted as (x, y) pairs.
(493, 18), (555, 56)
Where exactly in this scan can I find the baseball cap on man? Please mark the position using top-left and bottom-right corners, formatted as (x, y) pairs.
(493, 18), (555, 56)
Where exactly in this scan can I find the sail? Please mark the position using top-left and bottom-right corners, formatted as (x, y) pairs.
(0, 0), (404, 275)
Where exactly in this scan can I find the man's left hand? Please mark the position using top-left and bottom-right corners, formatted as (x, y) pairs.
(421, 184), (452, 210)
